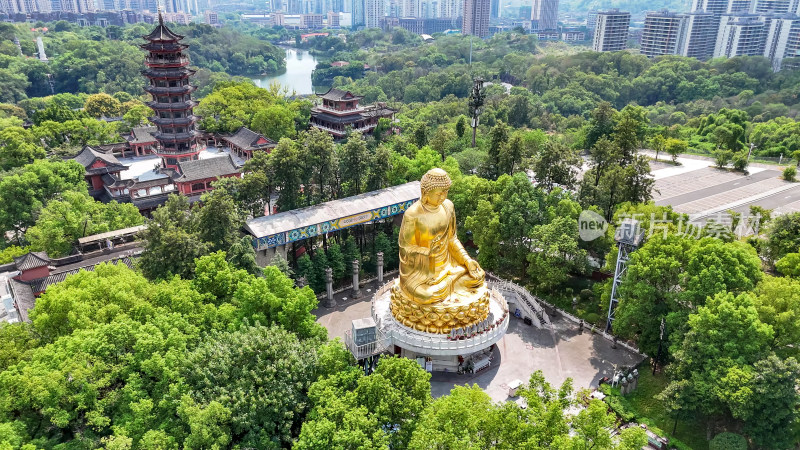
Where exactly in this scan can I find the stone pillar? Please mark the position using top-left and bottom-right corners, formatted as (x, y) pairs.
(377, 252), (384, 283)
(325, 267), (335, 308)
(351, 259), (361, 299)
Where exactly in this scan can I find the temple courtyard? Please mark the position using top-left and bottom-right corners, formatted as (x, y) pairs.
(314, 276), (645, 402)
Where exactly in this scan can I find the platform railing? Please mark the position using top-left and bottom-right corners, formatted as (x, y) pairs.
(486, 274), (550, 328)
(375, 289), (510, 353)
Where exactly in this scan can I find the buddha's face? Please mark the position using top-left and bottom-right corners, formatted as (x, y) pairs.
(423, 188), (448, 208)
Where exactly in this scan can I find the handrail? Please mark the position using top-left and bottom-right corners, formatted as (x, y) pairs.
(486, 275), (549, 328)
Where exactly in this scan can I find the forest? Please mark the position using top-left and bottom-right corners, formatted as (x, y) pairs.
(0, 23), (799, 449)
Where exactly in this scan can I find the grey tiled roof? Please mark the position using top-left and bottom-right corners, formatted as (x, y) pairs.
(129, 126), (158, 144)
(319, 88), (363, 102)
(143, 15), (184, 41)
(9, 279), (34, 323)
(13, 252), (50, 271)
(29, 256), (138, 294)
(175, 155), (239, 182)
(73, 146), (128, 171)
(223, 127), (275, 151)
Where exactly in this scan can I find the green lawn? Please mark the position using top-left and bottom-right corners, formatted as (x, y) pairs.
(607, 369), (709, 450)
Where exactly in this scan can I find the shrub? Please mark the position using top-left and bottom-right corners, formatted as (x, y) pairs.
(605, 395), (636, 423)
(783, 166), (796, 182)
(731, 151), (749, 172)
(584, 312), (601, 325)
(709, 432), (747, 450)
(580, 289), (593, 300)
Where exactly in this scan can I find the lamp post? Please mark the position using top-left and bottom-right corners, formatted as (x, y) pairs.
(653, 317), (665, 376)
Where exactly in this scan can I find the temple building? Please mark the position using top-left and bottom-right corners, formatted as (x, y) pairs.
(174, 155), (240, 198)
(310, 88), (396, 139)
(73, 146), (129, 200)
(142, 12), (200, 172)
(69, 14), (242, 212)
(221, 127), (276, 161)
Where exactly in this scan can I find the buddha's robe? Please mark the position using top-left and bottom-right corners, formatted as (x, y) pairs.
(398, 198), (484, 305)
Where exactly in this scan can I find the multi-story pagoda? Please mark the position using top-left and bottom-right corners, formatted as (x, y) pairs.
(142, 13), (199, 172)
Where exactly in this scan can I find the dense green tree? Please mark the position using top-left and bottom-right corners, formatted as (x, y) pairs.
(302, 128), (338, 203)
(83, 93), (122, 118)
(0, 126), (45, 170)
(0, 159), (86, 241)
(139, 194), (210, 280)
(532, 140), (580, 192)
(665, 138), (686, 163)
(272, 138), (305, 211)
(227, 236), (262, 276)
(240, 150), (275, 217)
(527, 215), (587, 291)
(365, 144), (392, 192)
(482, 121), (509, 180)
(196, 188), (243, 253)
(26, 191), (144, 257)
(339, 134), (369, 196)
(252, 103), (297, 141)
(182, 325), (341, 449)
(662, 292), (773, 420)
(763, 211), (800, 264)
(585, 102), (617, 150)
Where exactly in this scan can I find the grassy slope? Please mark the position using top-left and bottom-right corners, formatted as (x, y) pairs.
(611, 370), (709, 450)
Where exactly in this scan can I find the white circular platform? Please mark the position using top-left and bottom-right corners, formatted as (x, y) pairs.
(371, 282), (510, 357)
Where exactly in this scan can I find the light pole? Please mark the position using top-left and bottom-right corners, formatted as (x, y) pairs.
(653, 317), (665, 376)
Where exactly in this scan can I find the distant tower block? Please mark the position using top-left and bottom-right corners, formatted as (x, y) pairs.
(605, 218), (645, 333)
(142, 12), (200, 172)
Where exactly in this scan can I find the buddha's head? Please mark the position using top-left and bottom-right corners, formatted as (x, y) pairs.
(420, 168), (451, 208)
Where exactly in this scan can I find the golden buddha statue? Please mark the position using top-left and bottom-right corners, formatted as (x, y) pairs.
(390, 168), (490, 334)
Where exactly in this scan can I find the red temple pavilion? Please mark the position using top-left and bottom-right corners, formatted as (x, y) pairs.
(310, 88), (396, 139)
(142, 12), (200, 172)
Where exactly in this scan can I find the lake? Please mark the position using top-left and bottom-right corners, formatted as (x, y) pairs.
(251, 48), (319, 95)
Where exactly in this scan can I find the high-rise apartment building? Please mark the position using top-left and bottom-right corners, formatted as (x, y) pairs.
(489, 0), (498, 17)
(678, 11), (719, 59)
(399, 0), (415, 16)
(641, 9), (686, 57)
(762, 14), (800, 69)
(714, 13), (767, 56)
(753, 0), (799, 13)
(592, 9), (630, 51)
(691, 0), (730, 14)
(55, 0), (94, 12)
(1, 0), (49, 13)
(352, 0), (365, 25)
(531, 0), (558, 30)
(586, 9), (598, 29)
(364, 0), (384, 27)
(439, 0), (460, 17)
(462, 0), (489, 37)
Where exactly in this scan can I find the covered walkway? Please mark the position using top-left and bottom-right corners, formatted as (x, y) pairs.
(245, 181), (420, 263)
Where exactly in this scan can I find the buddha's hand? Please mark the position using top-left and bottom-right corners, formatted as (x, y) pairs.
(466, 259), (484, 279)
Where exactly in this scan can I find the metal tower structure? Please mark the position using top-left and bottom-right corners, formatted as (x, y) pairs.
(468, 77), (485, 148)
(605, 218), (645, 333)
